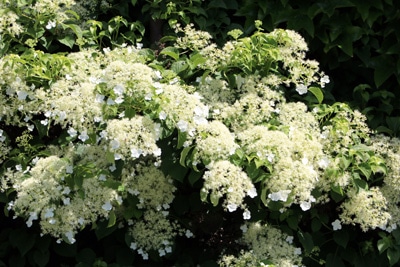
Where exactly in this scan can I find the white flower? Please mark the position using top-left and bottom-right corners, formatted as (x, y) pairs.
(158, 249), (166, 257)
(65, 231), (76, 244)
(136, 43), (143, 49)
(99, 174), (107, 181)
(95, 94), (105, 103)
(131, 148), (143, 158)
(153, 148), (162, 157)
(294, 247), (302, 255)
(102, 201), (113, 211)
(113, 84), (125, 95)
(240, 224), (248, 233)
(227, 203), (237, 212)
(185, 230), (194, 238)
(177, 120), (188, 132)
(286, 235), (294, 244)
(318, 157), (330, 169)
(67, 127), (77, 137)
(300, 201), (312, 211)
(63, 198), (70, 205)
(154, 70), (162, 79)
(268, 190), (291, 202)
(110, 139), (120, 150)
(130, 242), (137, 250)
(78, 217), (85, 225)
(45, 20), (56, 30)
(295, 84), (308, 95)
(66, 165), (73, 174)
(78, 130), (89, 142)
(106, 98), (115, 105)
(159, 111), (167, 120)
(40, 119), (48, 126)
(114, 96), (124, 104)
(44, 208), (54, 218)
(320, 75), (330, 87)
(243, 210), (251, 220)
(247, 187), (257, 198)
(17, 90), (28, 100)
(332, 219), (342, 231)
(26, 212), (38, 227)
(109, 164), (117, 172)
(62, 187), (71, 194)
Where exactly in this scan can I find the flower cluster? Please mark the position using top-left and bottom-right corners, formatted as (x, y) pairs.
(220, 222), (303, 267)
(1, 154), (119, 243)
(340, 187), (391, 232)
(201, 160), (257, 218)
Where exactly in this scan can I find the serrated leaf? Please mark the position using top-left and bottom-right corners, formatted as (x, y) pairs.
(308, 86), (324, 103)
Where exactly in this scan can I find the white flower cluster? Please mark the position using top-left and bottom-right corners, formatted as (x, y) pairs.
(220, 222), (303, 267)
(202, 160), (257, 219)
(105, 116), (161, 160)
(0, 129), (10, 165)
(1, 155), (119, 243)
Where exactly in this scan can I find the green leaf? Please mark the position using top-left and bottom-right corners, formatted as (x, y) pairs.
(210, 192), (220, 206)
(180, 146), (194, 167)
(353, 178), (368, 190)
(358, 163), (372, 179)
(58, 35), (75, 48)
(200, 189), (208, 202)
(171, 60), (189, 74)
(188, 170), (202, 186)
(388, 248), (400, 266)
(308, 86), (324, 103)
(378, 237), (392, 254)
(297, 231), (314, 253)
(333, 230), (349, 248)
(107, 210), (117, 228)
(209, 0), (227, 9)
(160, 47), (180, 60)
(177, 130), (187, 149)
(9, 229), (36, 256)
(33, 250), (50, 267)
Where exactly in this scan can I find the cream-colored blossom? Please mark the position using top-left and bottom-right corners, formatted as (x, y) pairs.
(202, 160), (256, 212)
(194, 121), (239, 164)
(130, 210), (182, 258)
(220, 222), (303, 267)
(105, 116), (161, 160)
(340, 187), (391, 231)
(122, 163), (176, 210)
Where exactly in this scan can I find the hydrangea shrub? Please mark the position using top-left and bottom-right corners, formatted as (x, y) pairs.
(1, 3), (400, 266)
